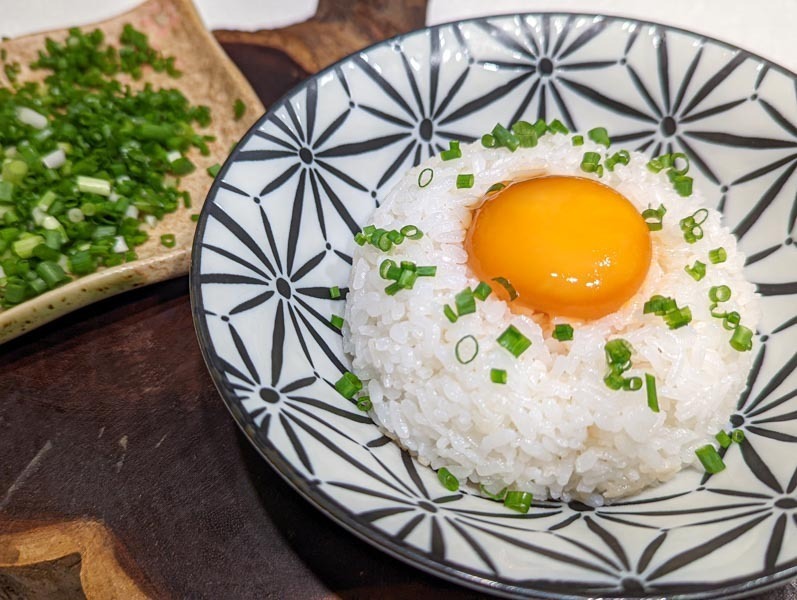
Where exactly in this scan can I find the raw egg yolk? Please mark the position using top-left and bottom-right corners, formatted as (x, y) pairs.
(466, 176), (651, 320)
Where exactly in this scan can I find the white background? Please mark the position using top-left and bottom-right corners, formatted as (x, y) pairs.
(1, 0), (796, 75)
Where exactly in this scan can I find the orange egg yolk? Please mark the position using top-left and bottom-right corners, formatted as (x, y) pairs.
(466, 176), (652, 320)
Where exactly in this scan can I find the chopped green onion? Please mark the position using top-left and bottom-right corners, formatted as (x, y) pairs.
(641, 204), (667, 231)
(76, 176), (111, 197)
(170, 157), (195, 176)
(510, 120), (538, 147)
(334, 371), (362, 399)
(397, 268), (418, 289)
(233, 98), (246, 120)
(473, 281), (492, 301)
(443, 304), (458, 323)
(663, 306), (692, 329)
(329, 285), (341, 299)
(571, 135), (584, 146)
(356, 396), (372, 412)
(400, 224), (423, 240)
(645, 373), (659, 412)
(587, 127), (611, 147)
(160, 234), (176, 248)
(36, 260), (68, 288)
(605, 150), (630, 171)
(330, 314), (344, 329)
(379, 259), (400, 280)
(695, 444), (726, 474)
(481, 133), (496, 148)
(503, 491), (533, 513)
(497, 325), (532, 357)
(730, 324), (753, 352)
(492, 276), (518, 301)
(605, 338), (633, 368)
(354, 232), (367, 246)
(709, 303), (726, 318)
(437, 467), (460, 492)
(12, 235), (44, 259)
(547, 119), (569, 134)
(384, 281), (402, 296)
(491, 123), (520, 152)
(723, 311), (741, 330)
(684, 260), (706, 281)
(455, 288), (476, 316)
(709, 285), (731, 303)
(487, 182), (506, 193)
(643, 294), (677, 316)
(623, 376), (643, 391)
(456, 173), (475, 189)
(490, 368), (507, 384)
(715, 430), (732, 448)
(440, 140), (462, 161)
(532, 119), (548, 137)
(731, 429), (746, 443)
(552, 323), (574, 341)
(580, 151), (602, 174)
(455, 335), (479, 365)
(416, 265), (437, 277)
(479, 484), (507, 501)
(207, 163), (221, 177)
(709, 247), (727, 264)
(418, 168), (434, 188)
(672, 176), (693, 197)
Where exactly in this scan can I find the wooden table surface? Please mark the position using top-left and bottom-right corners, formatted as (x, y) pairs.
(1, 1), (796, 598)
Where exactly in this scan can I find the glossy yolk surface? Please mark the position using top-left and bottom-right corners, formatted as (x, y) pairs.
(466, 176), (652, 320)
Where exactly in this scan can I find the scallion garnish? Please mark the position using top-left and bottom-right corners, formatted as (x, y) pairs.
(418, 167), (434, 188)
(730, 324), (753, 352)
(587, 127), (611, 147)
(416, 265), (437, 277)
(487, 182), (506, 193)
(645, 373), (659, 412)
(440, 140), (462, 161)
(479, 484), (507, 501)
(481, 133), (496, 148)
(731, 429), (745, 443)
(709, 247), (727, 264)
(723, 311), (741, 330)
(354, 224), (423, 251)
(437, 467), (460, 492)
(552, 323), (574, 341)
(491, 276), (518, 301)
(643, 294), (677, 316)
(684, 260), (706, 281)
(207, 163), (221, 177)
(491, 123), (520, 152)
(384, 282), (402, 296)
(624, 376), (643, 391)
(715, 430), (732, 448)
(663, 306), (692, 329)
(604, 338), (639, 391)
(497, 325), (531, 358)
(455, 335), (479, 365)
(443, 304), (458, 323)
(648, 153), (694, 196)
(455, 288), (476, 316)
(329, 285), (341, 299)
(473, 281), (492, 301)
(571, 135), (584, 146)
(679, 209), (708, 243)
(334, 371), (362, 399)
(641, 204), (667, 231)
(356, 396), (372, 412)
(695, 444), (726, 474)
(709, 285), (731, 303)
(580, 151), (603, 175)
(548, 119), (569, 134)
(233, 98), (246, 120)
(503, 490), (533, 513)
(330, 314), (344, 329)
(604, 150), (630, 171)
(510, 121), (538, 147)
(400, 225), (423, 240)
(456, 173), (475, 189)
(160, 233), (176, 248)
(490, 368), (508, 384)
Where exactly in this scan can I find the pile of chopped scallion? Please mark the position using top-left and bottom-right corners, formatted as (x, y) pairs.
(0, 25), (214, 308)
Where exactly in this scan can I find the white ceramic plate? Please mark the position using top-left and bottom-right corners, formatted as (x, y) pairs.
(191, 13), (797, 598)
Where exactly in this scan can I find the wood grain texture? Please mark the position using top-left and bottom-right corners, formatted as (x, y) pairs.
(0, 0), (263, 345)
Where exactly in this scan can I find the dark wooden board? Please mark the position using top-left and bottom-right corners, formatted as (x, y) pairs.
(0, 1), (794, 598)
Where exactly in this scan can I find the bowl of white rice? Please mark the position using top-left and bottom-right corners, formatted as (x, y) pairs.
(193, 12), (797, 599)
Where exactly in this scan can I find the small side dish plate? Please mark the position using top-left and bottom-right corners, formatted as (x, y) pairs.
(192, 13), (797, 598)
(0, 0), (262, 344)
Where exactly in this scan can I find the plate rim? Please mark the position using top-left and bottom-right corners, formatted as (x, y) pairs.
(190, 11), (797, 599)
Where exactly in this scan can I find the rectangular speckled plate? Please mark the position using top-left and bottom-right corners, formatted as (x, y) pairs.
(0, 0), (263, 343)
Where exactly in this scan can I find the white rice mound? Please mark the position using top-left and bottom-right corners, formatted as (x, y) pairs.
(342, 133), (761, 505)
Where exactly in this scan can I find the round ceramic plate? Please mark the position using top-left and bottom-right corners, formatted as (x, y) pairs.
(191, 13), (797, 599)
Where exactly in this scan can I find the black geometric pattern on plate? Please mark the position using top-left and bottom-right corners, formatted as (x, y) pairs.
(191, 12), (797, 599)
